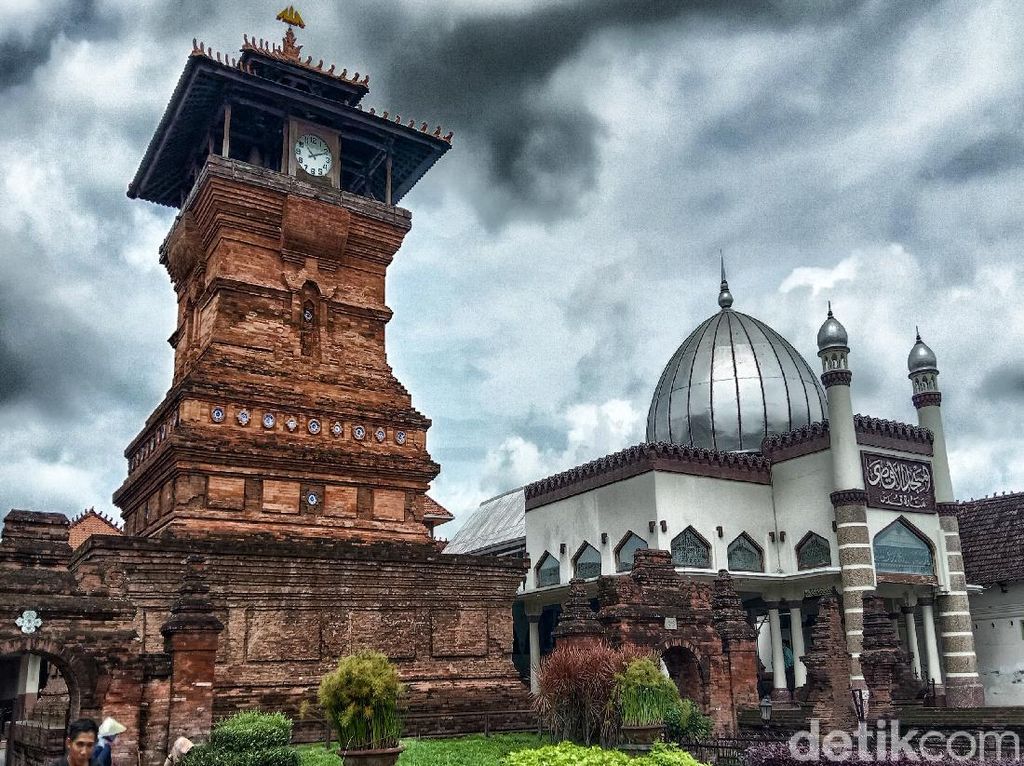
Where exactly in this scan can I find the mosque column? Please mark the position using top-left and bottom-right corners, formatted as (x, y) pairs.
(817, 305), (873, 691)
(902, 603), (922, 679)
(789, 603), (807, 688)
(919, 597), (943, 691)
(766, 601), (788, 700)
(908, 332), (984, 706)
(526, 606), (543, 695)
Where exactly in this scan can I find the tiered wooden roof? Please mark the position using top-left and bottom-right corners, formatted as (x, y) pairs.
(129, 28), (451, 207)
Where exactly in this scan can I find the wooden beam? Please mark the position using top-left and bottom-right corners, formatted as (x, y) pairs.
(221, 102), (232, 158)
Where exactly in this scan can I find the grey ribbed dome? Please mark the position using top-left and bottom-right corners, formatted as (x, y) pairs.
(817, 306), (848, 352)
(647, 295), (827, 452)
(908, 331), (938, 374)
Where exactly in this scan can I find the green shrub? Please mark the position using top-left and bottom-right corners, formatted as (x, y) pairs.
(614, 658), (682, 728)
(502, 741), (708, 766)
(208, 711), (293, 751)
(318, 650), (403, 751)
(181, 745), (298, 766)
(179, 711), (298, 766)
(663, 698), (712, 741)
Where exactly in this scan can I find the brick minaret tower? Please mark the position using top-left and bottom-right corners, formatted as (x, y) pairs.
(114, 13), (452, 542)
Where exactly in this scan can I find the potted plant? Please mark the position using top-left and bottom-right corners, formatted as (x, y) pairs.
(318, 650), (404, 766)
(615, 658), (682, 747)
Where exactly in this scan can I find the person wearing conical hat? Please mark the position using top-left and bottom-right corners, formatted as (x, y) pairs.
(92, 718), (126, 766)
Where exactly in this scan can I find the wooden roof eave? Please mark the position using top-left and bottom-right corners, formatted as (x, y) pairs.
(130, 55), (450, 207)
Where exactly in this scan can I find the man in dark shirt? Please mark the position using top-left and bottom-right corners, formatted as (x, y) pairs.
(51, 718), (99, 766)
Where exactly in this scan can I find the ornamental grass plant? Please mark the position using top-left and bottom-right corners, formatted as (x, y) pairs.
(318, 650), (403, 751)
(614, 658), (683, 729)
(535, 642), (651, 746)
(504, 741), (708, 766)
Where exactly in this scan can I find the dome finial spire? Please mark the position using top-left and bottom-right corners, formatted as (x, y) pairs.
(718, 251), (733, 309)
(827, 300), (833, 318)
(915, 325), (921, 342)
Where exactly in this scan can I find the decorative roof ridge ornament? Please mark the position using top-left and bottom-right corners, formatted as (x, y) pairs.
(275, 5), (306, 61)
(718, 251), (734, 310)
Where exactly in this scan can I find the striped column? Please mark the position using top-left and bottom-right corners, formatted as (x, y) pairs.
(831, 489), (874, 686)
(936, 510), (985, 706)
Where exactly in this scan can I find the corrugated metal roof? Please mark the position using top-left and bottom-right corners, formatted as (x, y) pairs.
(443, 487), (525, 555)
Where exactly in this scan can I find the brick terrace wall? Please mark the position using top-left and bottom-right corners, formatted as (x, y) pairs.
(75, 533), (531, 737)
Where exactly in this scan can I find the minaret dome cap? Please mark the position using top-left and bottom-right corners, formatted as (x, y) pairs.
(816, 302), (848, 353)
(908, 329), (938, 374)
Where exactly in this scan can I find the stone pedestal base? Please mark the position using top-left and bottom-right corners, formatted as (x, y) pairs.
(944, 682), (985, 708)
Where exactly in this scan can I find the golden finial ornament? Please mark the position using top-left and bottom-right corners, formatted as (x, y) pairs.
(276, 6), (306, 28)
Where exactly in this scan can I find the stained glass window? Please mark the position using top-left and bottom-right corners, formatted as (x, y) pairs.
(671, 527), (711, 568)
(727, 534), (763, 572)
(536, 552), (560, 587)
(616, 533), (648, 572)
(796, 533), (831, 570)
(874, 521), (933, 576)
(574, 543), (602, 579)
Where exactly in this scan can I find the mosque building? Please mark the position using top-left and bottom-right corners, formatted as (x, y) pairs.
(449, 265), (1004, 711)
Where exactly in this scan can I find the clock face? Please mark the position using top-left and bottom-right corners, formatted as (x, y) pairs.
(294, 133), (332, 177)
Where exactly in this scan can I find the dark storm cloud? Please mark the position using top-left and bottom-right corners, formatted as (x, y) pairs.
(0, 0), (119, 90)
(977, 368), (1024, 402)
(923, 133), (1024, 182)
(353, 0), (863, 227)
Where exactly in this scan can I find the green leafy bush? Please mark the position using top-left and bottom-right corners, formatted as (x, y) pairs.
(180, 711), (298, 766)
(503, 741), (707, 766)
(614, 658), (682, 728)
(318, 650), (403, 751)
(663, 698), (712, 741)
(208, 711), (293, 751)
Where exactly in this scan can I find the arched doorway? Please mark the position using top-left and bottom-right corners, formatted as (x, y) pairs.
(662, 645), (707, 709)
(1, 650), (75, 766)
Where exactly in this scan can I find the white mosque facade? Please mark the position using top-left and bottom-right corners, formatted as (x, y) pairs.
(448, 267), (1021, 709)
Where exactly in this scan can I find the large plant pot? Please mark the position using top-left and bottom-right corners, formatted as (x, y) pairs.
(620, 724), (664, 746)
(339, 745), (404, 766)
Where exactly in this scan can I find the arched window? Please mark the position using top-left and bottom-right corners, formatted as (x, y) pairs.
(615, 532), (648, 572)
(873, 519), (934, 576)
(796, 532), (832, 570)
(671, 527), (711, 569)
(536, 552), (560, 587)
(727, 533), (763, 572)
(573, 543), (602, 580)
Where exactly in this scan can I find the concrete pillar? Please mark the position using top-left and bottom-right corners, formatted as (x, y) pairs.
(920, 598), (943, 689)
(789, 604), (807, 688)
(528, 613), (542, 695)
(903, 604), (922, 679)
(13, 654), (41, 720)
(767, 603), (787, 699)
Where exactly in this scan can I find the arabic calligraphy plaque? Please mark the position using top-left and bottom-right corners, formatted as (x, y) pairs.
(861, 452), (935, 512)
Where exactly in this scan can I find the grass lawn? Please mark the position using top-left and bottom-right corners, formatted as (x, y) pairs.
(297, 733), (549, 766)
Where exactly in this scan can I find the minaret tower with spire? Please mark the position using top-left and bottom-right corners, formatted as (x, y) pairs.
(907, 331), (985, 706)
(817, 304), (874, 693)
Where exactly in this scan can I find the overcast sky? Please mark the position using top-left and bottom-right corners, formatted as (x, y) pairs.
(1, 0), (1022, 533)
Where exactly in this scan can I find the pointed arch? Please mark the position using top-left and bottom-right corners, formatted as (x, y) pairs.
(795, 531), (832, 570)
(671, 526), (712, 569)
(615, 532), (648, 573)
(873, 517), (934, 575)
(535, 550), (560, 587)
(572, 542), (602, 580)
(727, 532), (763, 572)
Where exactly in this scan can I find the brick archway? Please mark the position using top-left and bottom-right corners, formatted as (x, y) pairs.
(660, 641), (709, 709)
(0, 636), (95, 719)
